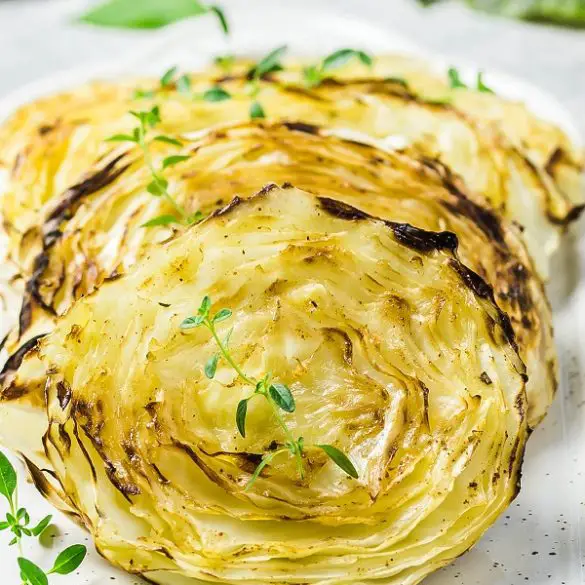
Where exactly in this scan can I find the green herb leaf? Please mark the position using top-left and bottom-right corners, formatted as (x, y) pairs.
(252, 45), (288, 78)
(48, 544), (88, 575)
(199, 296), (212, 316)
(180, 315), (205, 329)
(21, 527), (32, 537)
(476, 72), (494, 94)
(9, 536), (18, 546)
(31, 515), (52, 537)
(447, 67), (467, 89)
(269, 383), (295, 413)
(302, 65), (322, 88)
(106, 133), (136, 143)
(146, 178), (169, 196)
(212, 308), (232, 323)
(16, 507), (29, 524)
(176, 74), (192, 94)
(246, 451), (278, 489)
(322, 48), (372, 71)
(141, 214), (181, 228)
(236, 399), (248, 437)
(133, 89), (155, 100)
(17, 558), (48, 585)
(209, 5), (229, 34)
(0, 450), (17, 503)
(317, 445), (358, 478)
(79, 0), (226, 31)
(215, 54), (235, 71)
(250, 101), (266, 120)
(160, 66), (178, 88)
(0, 521), (9, 530)
(188, 210), (205, 224)
(153, 135), (183, 147)
(146, 106), (161, 127)
(202, 86), (232, 102)
(162, 155), (190, 169)
(205, 354), (219, 379)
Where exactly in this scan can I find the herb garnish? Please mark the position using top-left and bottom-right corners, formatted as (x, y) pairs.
(245, 45), (288, 120)
(0, 450), (87, 584)
(180, 297), (359, 489)
(80, 0), (229, 34)
(106, 106), (202, 227)
(303, 48), (373, 87)
(448, 67), (495, 93)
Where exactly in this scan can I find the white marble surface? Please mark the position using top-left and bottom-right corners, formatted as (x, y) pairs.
(0, 0), (584, 136)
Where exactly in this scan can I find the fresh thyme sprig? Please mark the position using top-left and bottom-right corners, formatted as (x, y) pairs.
(135, 66), (233, 105)
(303, 48), (373, 88)
(106, 106), (202, 227)
(180, 297), (358, 489)
(0, 451), (87, 585)
(245, 45), (288, 120)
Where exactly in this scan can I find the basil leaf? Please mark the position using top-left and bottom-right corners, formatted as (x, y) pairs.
(202, 86), (232, 102)
(0, 451), (17, 503)
(31, 515), (52, 537)
(141, 214), (181, 228)
(205, 354), (219, 379)
(250, 101), (266, 120)
(317, 445), (358, 478)
(236, 399), (248, 437)
(269, 383), (295, 413)
(17, 558), (48, 585)
(48, 544), (87, 575)
(79, 0), (226, 32)
(162, 155), (190, 169)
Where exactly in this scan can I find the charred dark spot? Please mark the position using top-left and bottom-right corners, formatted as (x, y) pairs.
(45, 154), (130, 224)
(281, 181), (294, 189)
(158, 302), (171, 308)
(212, 195), (245, 218)
(151, 463), (170, 485)
(282, 121), (320, 135)
(449, 259), (518, 351)
(58, 424), (72, 454)
(480, 372), (493, 385)
(469, 481), (478, 489)
(0, 334), (47, 380)
(0, 384), (28, 401)
(57, 380), (72, 410)
(549, 203), (585, 225)
(0, 332), (8, 353)
(155, 548), (174, 560)
(318, 197), (369, 221)
(420, 381), (430, 430)
(38, 124), (56, 136)
(323, 328), (353, 365)
(391, 223), (458, 253)
(17, 155), (130, 337)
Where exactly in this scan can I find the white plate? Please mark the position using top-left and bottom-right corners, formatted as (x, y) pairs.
(0, 2), (584, 584)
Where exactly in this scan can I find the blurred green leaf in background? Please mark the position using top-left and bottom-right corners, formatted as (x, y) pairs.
(421, 0), (585, 26)
(80, 0), (229, 33)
